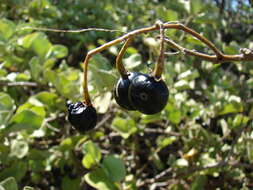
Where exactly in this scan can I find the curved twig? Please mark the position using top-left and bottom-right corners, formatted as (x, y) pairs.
(82, 21), (253, 105)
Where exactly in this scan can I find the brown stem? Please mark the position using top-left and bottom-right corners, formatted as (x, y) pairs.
(163, 23), (224, 58)
(116, 37), (133, 78)
(164, 38), (253, 63)
(152, 21), (165, 79)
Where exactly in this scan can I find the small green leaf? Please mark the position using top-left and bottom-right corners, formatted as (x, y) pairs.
(157, 136), (177, 149)
(178, 70), (200, 81)
(61, 176), (81, 190)
(19, 32), (52, 58)
(93, 92), (112, 114)
(0, 177), (18, 190)
(82, 141), (101, 169)
(186, 35), (205, 47)
(33, 91), (58, 108)
(46, 45), (68, 59)
(102, 155), (126, 182)
(190, 0), (202, 14)
(10, 109), (44, 132)
(218, 102), (243, 115)
(10, 140), (29, 159)
(112, 117), (137, 139)
(123, 53), (142, 70)
(29, 57), (43, 81)
(0, 19), (15, 39)
(84, 168), (118, 190)
(0, 161), (27, 181)
(0, 92), (15, 126)
(190, 175), (207, 190)
(168, 110), (181, 125)
(174, 80), (194, 90)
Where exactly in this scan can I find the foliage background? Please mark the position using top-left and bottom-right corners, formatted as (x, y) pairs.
(0, 0), (253, 189)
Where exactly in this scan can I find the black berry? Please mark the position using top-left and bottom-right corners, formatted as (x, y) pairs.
(114, 72), (140, 110)
(67, 101), (97, 132)
(128, 74), (169, 114)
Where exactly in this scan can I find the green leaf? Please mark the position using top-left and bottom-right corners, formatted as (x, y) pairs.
(46, 45), (68, 59)
(218, 102), (243, 115)
(157, 8), (178, 21)
(33, 91), (58, 108)
(10, 109), (44, 132)
(84, 168), (118, 190)
(43, 68), (81, 100)
(123, 53), (142, 70)
(19, 32), (52, 58)
(0, 92), (15, 127)
(141, 113), (163, 124)
(0, 19), (15, 39)
(174, 80), (194, 90)
(82, 141), (101, 169)
(0, 161), (27, 181)
(112, 117), (137, 139)
(90, 64), (117, 92)
(190, 175), (207, 190)
(16, 102), (46, 117)
(190, 0), (202, 14)
(178, 70), (200, 81)
(157, 136), (177, 149)
(0, 177), (18, 190)
(61, 176), (81, 190)
(168, 110), (181, 125)
(10, 140), (29, 159)
(186, 35), (206, 47)
(93, 92), (112, 114)
(29, 57), (43, 81)
(232, 114), (249, 129)
(102, 155), (126, 182)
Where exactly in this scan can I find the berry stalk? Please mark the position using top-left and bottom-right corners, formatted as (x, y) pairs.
(116, 37), (133, 79)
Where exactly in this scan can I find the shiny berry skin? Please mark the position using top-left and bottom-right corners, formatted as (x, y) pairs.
(67, 101), (97, 132)
(114, 72), (140, 110)
(128, 74), (169, 114)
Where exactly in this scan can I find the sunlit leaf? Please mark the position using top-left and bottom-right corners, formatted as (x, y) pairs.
(84, 168), (118, 190)
(10, 109), (44, 132)
(112, 117), (137, 139)
(82, 141), (101, 169)
(19, 32), (52, 58)
(190, 0), (202, 14)
(0, 177), (18, 190)
(0, 19), (15, 39)
(10, 140), (29, 159)
(0, 92), (15, 127)
(46, 45), (68, 59)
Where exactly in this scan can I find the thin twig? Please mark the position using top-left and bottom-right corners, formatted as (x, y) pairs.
(0, 81), (38, 87)
(20, 26), (125, 33)
(144, 128), (181, 136)
(164, 37), (253, 63)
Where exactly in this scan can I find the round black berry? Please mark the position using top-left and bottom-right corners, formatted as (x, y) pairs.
(128, 74), (169, 114)
(114, 72), (140, 110)
(67, 101), (97, 132)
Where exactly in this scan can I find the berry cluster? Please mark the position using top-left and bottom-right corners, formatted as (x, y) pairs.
(114, 72), (169, 114)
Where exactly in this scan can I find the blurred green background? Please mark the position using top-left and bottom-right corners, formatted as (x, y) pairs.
(0, 0), (253, 189)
